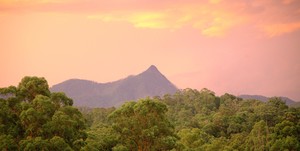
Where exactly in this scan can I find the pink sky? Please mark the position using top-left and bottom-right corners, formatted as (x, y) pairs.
(1, 0), (300, 101)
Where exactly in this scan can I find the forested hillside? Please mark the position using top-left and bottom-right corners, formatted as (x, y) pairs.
(81, 88), (300, 151)
(1, 77), (300, 150)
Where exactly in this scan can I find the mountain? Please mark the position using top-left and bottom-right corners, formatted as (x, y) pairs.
(238, 94), (297, 106)
(50, 65), (178, 107)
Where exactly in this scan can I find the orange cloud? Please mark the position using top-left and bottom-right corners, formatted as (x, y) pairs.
(88, 11), (173, 29)
(209, 0), (222, 4)
(88, 4), (246, 37)
(282, 0), (294, 5)
(199, 11), (246, 37)
(1, 0), (299, 37)
(263, 22), (300, 37)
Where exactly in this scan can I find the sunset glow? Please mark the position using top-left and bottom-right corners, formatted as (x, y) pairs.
(1, 0), (300, 100)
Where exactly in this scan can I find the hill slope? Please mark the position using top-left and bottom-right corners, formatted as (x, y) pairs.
(51, 65), (178, 107)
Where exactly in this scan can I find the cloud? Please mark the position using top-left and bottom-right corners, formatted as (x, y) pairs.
(89, 11), (171, 29)
(263, 22), (300, 37)
(200, 11), (246, 37)
(1, 0), (300, 37)
(282, 0), (294, 5)
(209, 0), (222, 4)
(88, 4), (246, 37)
(129, 12), (169, 29)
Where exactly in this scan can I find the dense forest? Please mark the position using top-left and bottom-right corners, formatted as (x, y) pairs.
(1, 76), (300, 150)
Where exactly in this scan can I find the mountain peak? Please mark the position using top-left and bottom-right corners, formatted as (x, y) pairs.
(51, 65), (178, 107)
(145, 65), (159, 72)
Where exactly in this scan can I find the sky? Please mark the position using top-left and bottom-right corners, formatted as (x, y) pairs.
(0, 0), (300, 101)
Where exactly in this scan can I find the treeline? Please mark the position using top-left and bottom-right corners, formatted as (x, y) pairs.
(1, 77), (300, 150)
(81, 88), (300, 151)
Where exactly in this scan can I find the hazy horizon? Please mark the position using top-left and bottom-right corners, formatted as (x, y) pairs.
(1, 0), (300, 101)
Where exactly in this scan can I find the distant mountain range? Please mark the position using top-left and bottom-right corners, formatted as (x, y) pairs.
(238, 94), (299, 106)
(50, 65), (178, 107)
(50, 65), (299, 108)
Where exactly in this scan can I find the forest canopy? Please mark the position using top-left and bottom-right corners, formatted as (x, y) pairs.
(1, 76), (300, 151)
(0, 76), (87, 150)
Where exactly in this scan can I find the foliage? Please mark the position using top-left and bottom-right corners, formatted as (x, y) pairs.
(108, 99), (177, 151)
(83, 88), (300, 151)
(2, 76), (300, 150)
(0, 76), (87, 151)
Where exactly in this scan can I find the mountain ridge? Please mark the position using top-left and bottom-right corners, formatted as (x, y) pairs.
(50, 65), (178, 107)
